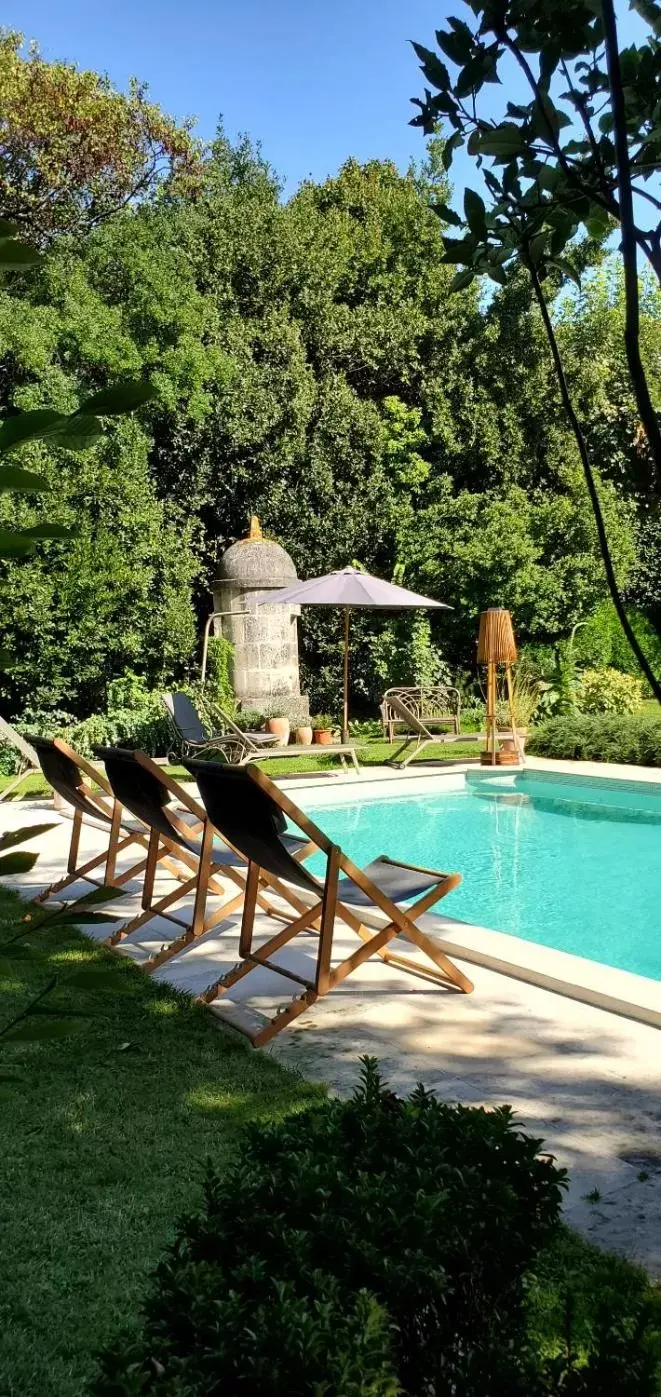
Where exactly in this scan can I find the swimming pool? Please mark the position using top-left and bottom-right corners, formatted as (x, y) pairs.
(303, 770), (661, 982)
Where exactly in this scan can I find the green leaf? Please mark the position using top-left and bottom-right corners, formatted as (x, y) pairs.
(550, 258), (582, 289)
(441, 236), (473, 264)
(539, 48), (560, 89)
(0, 238), (41, 268)
(449, 268), (476, 292)
(436, 29), (471, 66)
(0, 530), (36, 558)
(0, 824), (55, 852)
(631, 0), (661, 36)
(19, 523), (73, 541)
(410, 43), (451, 90)
(528, 231), (548, 265)
(585, 212), (610, 239)
(0, 410), (66, 454)
(432, 202), (463, 227)
(442, 131), (462, 170)
(3, 1017), (87, 1043)
(0, 220), (20, 237)
(464, 188), (487, 240)
(76, 380), (158, 417)
(0, 851), (38, 875)
(0, 646), (15, 669)
(49, 416), (104, 450)
(486, 265), (507, 285)
(0, 467), (50, 493)
(475, 124), (527, 157)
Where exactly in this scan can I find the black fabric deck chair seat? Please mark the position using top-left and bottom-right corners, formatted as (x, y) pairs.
(30, 736), (160, 906)
(95, 748), (312, 971)
(185, 758), (473, 1047)
(162, 691), (277, 762)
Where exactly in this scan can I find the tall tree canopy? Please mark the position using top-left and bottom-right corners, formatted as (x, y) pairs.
(0, 45), (657, 717)
(0, 29), (202, 242)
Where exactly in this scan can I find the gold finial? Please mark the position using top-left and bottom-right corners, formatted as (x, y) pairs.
(246, 515), (262, 541)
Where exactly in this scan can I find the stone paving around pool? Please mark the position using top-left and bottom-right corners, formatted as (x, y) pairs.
(3, 792), (661, 1278)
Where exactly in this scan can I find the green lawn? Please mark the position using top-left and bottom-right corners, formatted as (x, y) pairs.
(0, 884), (659, 1394)
(0, 885), (319, 1397)
(0, 737), (486, 799)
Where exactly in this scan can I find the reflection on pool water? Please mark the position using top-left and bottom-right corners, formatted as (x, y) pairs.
(304, 771), (661, 981)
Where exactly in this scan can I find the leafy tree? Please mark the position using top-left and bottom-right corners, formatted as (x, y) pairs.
(411, 0), (661, 700)
(397, 472), (636, 666)
(0, 109), (656, 720)
(0, 29), (202, 242)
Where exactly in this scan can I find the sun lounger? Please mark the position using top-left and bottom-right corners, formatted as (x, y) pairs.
(163, 691), (360, 771)
(184, 758), (473, 1046)
(380, 685), (461, 744)
(162, 691), (278, 762)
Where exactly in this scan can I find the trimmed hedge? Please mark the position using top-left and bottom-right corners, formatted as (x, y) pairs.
(94, 1059), (567, 1396)
(526, 713), (661, 766)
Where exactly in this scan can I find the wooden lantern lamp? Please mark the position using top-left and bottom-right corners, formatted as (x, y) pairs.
(477, 608), (520, 766)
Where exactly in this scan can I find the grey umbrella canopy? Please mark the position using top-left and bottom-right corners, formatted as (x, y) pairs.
(255, 566), (451, 740)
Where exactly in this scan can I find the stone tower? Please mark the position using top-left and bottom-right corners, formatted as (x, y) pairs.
(211, 518), (308, 715)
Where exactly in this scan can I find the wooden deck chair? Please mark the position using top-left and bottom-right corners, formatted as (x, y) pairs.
(96, 748), (313, 972)
(185, 759), (473, 1047)
(162, 691), (278, 763)
(29, 736), (171, 905)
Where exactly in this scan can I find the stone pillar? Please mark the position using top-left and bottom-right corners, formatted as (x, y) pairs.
(211, 519), (308, 715)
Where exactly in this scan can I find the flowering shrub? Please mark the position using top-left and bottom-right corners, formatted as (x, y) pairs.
(576, 667), (644, 716)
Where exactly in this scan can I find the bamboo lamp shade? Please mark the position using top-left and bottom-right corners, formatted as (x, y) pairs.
(477, 608), (517, 665)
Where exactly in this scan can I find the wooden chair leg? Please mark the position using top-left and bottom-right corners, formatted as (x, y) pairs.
(315, 846), (340, 995)
(141, 828), (159, 912)
(67, 808), (83, 874)
(239, 861), (260, 958)
(191, 820), (213, 939)
(104, 800), (123, 885)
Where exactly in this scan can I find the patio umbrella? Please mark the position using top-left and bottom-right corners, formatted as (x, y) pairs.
(254, 566), (451, 741)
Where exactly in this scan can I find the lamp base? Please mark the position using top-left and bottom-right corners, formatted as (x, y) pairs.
(480, 750), (520, 767)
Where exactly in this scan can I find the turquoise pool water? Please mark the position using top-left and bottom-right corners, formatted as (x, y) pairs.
(304, 772), (661, 981)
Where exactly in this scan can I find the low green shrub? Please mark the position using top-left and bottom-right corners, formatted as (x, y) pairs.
(576, 667), (644, 716)
(94, 1059), (566, 1396)
(233, 708), (265, 732)
(527, 713), (661, 766)
(18, 674), (172, 759)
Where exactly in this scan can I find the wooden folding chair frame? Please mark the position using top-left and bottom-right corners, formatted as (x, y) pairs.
(32, 739), (170, 907)
(199, 763), (473, 1047)
(100, 752), (316, 975)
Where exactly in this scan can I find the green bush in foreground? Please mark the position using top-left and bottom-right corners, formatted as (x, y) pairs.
(95, 1059), (566, 1396)
(527, 713), (661, 766)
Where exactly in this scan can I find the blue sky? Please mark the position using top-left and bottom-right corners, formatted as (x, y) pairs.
(4, 0), (646, 201)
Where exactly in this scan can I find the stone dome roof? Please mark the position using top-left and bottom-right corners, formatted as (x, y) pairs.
(215, 518), (297, 588)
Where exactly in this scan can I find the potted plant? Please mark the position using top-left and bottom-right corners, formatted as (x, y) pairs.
(263, 704), (290, 746)
(291, 715), (313, 746)
(311, 714), (335, 745)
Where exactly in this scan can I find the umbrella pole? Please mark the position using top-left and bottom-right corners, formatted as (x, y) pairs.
(342, 608), (350, 743)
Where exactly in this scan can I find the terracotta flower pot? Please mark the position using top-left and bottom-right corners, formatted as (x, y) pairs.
(313, 729), (333, 745)
(266, 717), (290, 746)
(295, 725), (313, 746)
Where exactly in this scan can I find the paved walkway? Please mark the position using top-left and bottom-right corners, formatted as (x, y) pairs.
(3, 796), (661, 1276)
